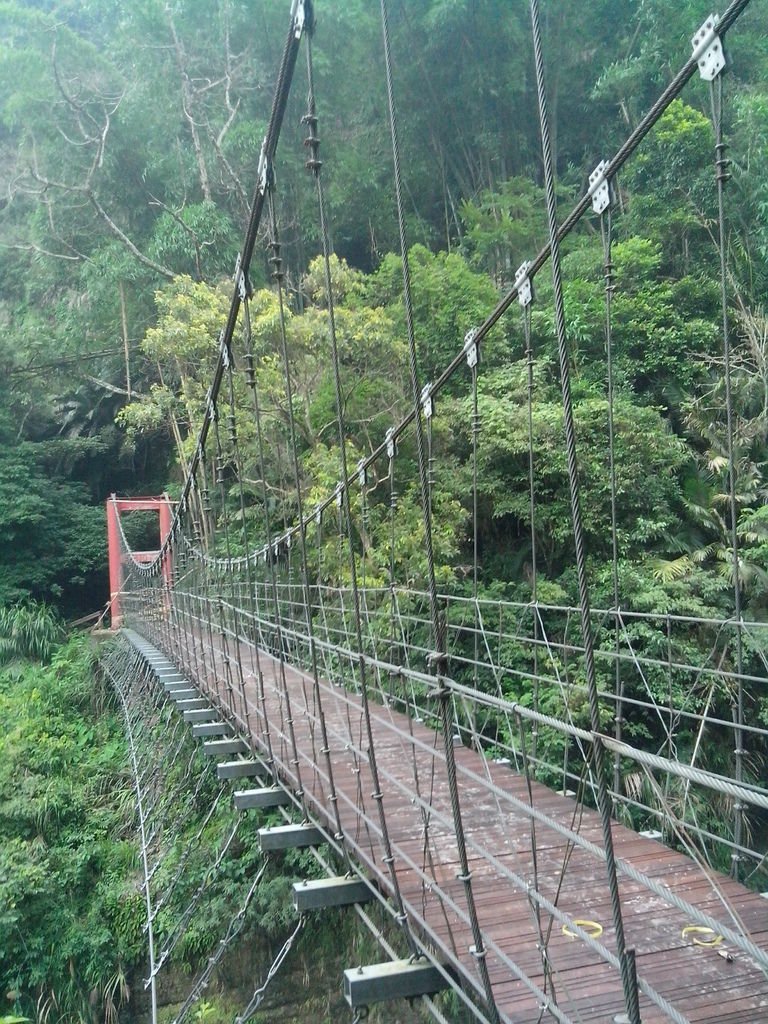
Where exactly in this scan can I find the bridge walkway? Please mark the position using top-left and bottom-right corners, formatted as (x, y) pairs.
(130, 624), (768, 1024)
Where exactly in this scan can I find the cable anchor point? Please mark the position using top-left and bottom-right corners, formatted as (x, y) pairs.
(464, 327), (479, 369)
(385, 426), (397, 460)
(218, 329), (231, 370)
(589, 159), (612, 215)
(256, 139), (269, 196)
(291, 0), (307, 40)
(420, 382), (434, 420)
(515, 261), (534, 308)
(233, 253), (252, 301)
(691, 14), (727, 81)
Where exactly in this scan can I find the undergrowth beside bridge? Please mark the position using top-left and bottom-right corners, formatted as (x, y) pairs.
(0, 620), (449, 1024)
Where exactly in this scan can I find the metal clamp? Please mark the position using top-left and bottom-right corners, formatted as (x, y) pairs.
(314, 507), (323, 527)
(335, 485), (344, 509)
(463, 327), (479, 369)
(385, 427), (397, 460)
(589, 159), (612, 215)
(515, 261), (534, 308)
(233, 252), (251, 301)
(291, 0), (306, 40)
(420, 382), (433, 419)
(357, 459), (367, 487)
(691, 14), (726, 81)
(219, 329), (230, 369)
(256, 140), (269, 195)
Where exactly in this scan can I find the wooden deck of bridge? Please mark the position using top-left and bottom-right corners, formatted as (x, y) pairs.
(138, 626), (768, 1024)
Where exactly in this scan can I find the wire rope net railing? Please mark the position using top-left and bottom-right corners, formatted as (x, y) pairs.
(112, 1), (768, 1022)
(103, 631), (300, 1023)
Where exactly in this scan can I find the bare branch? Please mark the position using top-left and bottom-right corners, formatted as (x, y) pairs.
(207, 126), (248, 211)
(55, 126), (95, 148)
(0, 241), (83, 262)
(88, 192), (175, 279)
(166, 10), (212, 202)
(86, 375), (144, 397)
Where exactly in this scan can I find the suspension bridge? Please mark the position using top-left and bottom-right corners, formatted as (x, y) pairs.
(101, 2), (768, 1022)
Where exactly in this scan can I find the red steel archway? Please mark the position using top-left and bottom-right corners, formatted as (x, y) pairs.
(106, 494), (174, 628)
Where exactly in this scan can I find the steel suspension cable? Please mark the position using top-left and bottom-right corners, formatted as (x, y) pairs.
(121, 1), (308, 585)
(251, 0), (754, 561)
(104, 654), (159, 1024)
(599, 205), (625, 803)
(234, 915), (306, 1024)
(193, 457), (226, 708)
(240, 295), (305, 800)
(378, 2), (499, 1017)
(470, 345), (481, 701)
(517, 717), (558, 1016)
(172, 859), (270, 1024)
(222, 342), (262, 733)
(710, 71), (746, 881)
(528, 1), (640, 1021)
(303, 15), (419, 958)
(233, 307), (276, 768)
(152, 817), (242, 978)
(522, 299), (541, 758)
(265, 174), (350, 862)
(210, 405), (249, 729)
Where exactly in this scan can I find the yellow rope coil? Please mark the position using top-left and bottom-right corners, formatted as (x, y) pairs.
(681, 925), (723, 947)
(562, 919), (604, 940)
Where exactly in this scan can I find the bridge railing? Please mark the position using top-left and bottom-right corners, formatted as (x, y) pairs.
(121, 565), (768, 890)
(110, 2), (768, 1018)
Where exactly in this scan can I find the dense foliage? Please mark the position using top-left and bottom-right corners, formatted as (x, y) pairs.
(0, 0), (767, 1014)
(0, 632), (136, 1021)
(0, 622), (335, 1023)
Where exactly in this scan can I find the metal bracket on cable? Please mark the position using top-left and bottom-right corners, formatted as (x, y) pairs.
(335, 485), (344, 509)
(356, 459), (367, 488)
(691, 14), (726, 80)
(291, 0), (306, 40)
(515, 261), (534, 308)
(463, 327), (479, 369)
(233, 254), (250, 302)
(256, 139), (269, 195)
(385, 427), (397, 460)
(589, 160), (612, 215)
(218, 329), (230, 369)
(420, 382), (433, 420)
(314, 506), (323, 527)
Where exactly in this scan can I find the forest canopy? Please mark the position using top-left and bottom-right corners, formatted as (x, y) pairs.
(0, 0), (765, 620)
